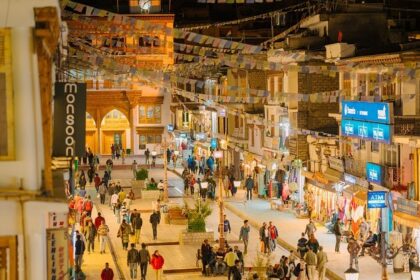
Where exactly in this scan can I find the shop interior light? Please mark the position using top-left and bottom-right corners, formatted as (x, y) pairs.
(344, 268), (359, 280)
(214, 151), (223, 159)
(151, 151), (157, 156)
(233, 181), (241, 187)
(272, 163), (277, 170)
(174, 151), (179, 156)
(201, 182), (208, 189)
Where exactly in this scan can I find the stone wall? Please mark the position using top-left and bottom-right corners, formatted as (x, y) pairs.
(179, 230), (214, 245)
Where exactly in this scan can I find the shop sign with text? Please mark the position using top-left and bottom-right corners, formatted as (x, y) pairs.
(329, 156), (344, 172)
(366, 162), (383, 185)
(367, 191), (388, 209)
(342, 101), (393, 124)
(396, 197), (420, 217)
(341, 119), (392, 144)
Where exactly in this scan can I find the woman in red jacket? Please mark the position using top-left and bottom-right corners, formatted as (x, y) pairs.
(150, 250), (164, 280)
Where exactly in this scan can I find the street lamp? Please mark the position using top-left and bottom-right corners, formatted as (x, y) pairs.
(214, 150), (224, 250)
(162, 136), (169, 202)
(412, 266), (420, 280)
(344, 267), (359, 280)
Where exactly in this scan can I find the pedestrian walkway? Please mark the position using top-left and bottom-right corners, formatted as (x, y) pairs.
(223, 189), (409, 280)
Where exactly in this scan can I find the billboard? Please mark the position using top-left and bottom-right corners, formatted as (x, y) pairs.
(341, 101), (393, 124)
(341, 119), (392, 144)
(53, 82), (86, 157)
(366, 162), (384, 185)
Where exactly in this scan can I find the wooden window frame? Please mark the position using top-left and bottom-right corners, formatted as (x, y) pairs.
(0, 236), (18, 280)
(138, 104), (161, 124)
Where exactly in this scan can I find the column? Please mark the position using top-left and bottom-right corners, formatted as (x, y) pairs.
(129, 106), (136, 155)
(96, 108), (101, 154)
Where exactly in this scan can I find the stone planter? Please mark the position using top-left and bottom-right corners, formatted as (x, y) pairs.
(131, 180), (145, 199)
(141, 190), (160, 200)
(179, 230), (214, 245)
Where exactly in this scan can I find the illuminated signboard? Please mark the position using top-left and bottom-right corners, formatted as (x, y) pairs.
(367, 191), (387, 209)
(366, 162), (383, 185)
(342, 101), (393, 124)
(341, 119), (392, 144)
(167, 124), (174, 132)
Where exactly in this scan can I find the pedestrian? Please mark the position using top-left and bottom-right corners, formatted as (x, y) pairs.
(239, 220), (250, 254)
(233, 246), (244, 273)
(132, 160), (138, 179)
(232, 259), (242, 280)
(101, 262), (114, 280)
(150, 211), (160, 240)
(74, 265), (87, 280)
(245, 175), (254, 200)
(359, 218), (369, 241)
(304, 247), (317, 280)
(224, 248), (239, 280)
(85, 220), (96, 253)
(98, 183), (107, 205)
(333, 218), (342, 253)
(83, 195), (93, 217)
(304, 219), (317, 238)
(297, 233), (308, 258)
(95, 212), (105, 230)
(75, 234), (85, 268)
(259, 222), (269, 254)
(139, 243), (151, 280)
(145, 149), (150, 165)
(347, 233), (361, 270)
(94, 173), (101, 192)
(111, 192), (119, 214)
(150, 250), (164, 280)
(268, 221), (278, 252)
(201, 239), (211, 275)
(111, 144), (115, 160)
(127, 243), (139, 280)
(118, 188), (127, 205)
(117, 220), (131, 250)
(223, 215), (232, 239)
(130, 209), (143, 244)
(307, 234), (319, 253)
(114, 201), (122, 224)
(316, 246), (328, 280)
(224, 174), (231, 198)
(97, 220), (109, 254)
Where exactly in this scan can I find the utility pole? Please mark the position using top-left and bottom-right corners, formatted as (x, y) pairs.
(217, 156), (225, 250)
(381, 207), (389, 280)
(163, 136), (169, 202)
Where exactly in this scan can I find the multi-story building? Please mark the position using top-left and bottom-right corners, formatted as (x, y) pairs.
(66, 2), (174, 155)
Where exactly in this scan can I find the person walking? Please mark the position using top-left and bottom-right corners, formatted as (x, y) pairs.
(239, 220), (250, 254)
(131, 209), (143, 244)
(245, 175), (254, 200)
(259, 222), (269, 254)
(94, 173), (101, 192)
(268, 221), (278, 252)
(232, 260), (242, 280)
(201, 239), (211, 275)
(304, 219), (317, 238)
(132, 160), (138, 179)
(223, 215), (231, 239)
(150, 211), (160, 240)
(117, 220), (131, 250)
(150, 250), (164, 280)
(317, 246), (328, 280)
(85, 220), (96, 253)
(347, 234), (361, 270)
(98, 183), (107, 205)
(98, 220), (109, 254)
(333, 218), (342, 253)
(224, 248), (239, 280)
(75, 234), (85, 268)
(304, 247), (317, 280)
(101, 262), (114, 280)
(127, 243), (139, 280)
(94, 212), (105, 230)
(145, 149), (150, 165)
(139, 243), (151, 280)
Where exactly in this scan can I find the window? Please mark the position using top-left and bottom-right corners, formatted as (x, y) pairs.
(371, 142), (380, 153)
(0, 236), (18, 279)
(138, 104), (161, 124)
(139, 134), (162, 145)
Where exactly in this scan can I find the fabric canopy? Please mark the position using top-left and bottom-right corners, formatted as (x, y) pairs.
(393, 211), (420, 228)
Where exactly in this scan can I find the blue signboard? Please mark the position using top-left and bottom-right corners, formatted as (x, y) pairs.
(342, 101), (393, 124)
(210, 138), (218, 149)
(367, 191), (387, 209)
(341, 119), (392, 144)
(366, 162), (383, 185)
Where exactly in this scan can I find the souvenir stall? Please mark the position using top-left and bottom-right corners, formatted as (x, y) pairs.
(342, 185), (368, 238)
(288, 159), (305, 206)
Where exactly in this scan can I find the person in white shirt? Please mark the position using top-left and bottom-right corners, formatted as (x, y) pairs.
(111, 192), (119, 214)
(123, 194), (132, 210)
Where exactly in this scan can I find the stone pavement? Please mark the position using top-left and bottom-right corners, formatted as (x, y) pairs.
(81, 167), (291, 280)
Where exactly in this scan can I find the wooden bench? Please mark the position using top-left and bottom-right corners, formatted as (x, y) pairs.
(168, 208), (188, 225)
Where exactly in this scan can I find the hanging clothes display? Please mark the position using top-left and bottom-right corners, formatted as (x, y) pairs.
(258, 173), (266, 197)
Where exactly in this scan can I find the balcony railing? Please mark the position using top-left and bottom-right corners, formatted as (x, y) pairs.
(394, 116), (420, 136)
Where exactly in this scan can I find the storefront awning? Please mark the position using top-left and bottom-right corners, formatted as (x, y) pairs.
(303, 170), (341, 193)
(393, 211), (420, 228)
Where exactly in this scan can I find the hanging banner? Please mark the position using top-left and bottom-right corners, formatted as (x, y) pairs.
(342, 101), (393, 124)
(341, 119), (392, 144)
(46, 228), (69, 280)
(53, 82), (87, 157)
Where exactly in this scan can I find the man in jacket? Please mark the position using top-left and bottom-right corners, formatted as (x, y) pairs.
(305, 219), (317, 238)
(304, 247), (318, 280)
(239, 220), (250, 254)
(75, 234), (85, 268)
(268, 221), (278, 252)
(259, 222), (269, 254)
(347, 234), (361, 270)
(139, 243), (150, 280)
(334, 218), (342, 253)
(94, 212), (105, 230)
(97, 220), (110, 254)
(127, 243), (139, 280)
(223, 215), (231, 239)
(130, 209), (143, 244)
(224, 248), (239, 280)
(201, 239), (211, 275)
(101, 262), (114, 280)
(317, 246), (328, 280)
(232, 260), (242, 280)
(150, 211), (160, 240)
(98, 183), (107, 205)
(245, 175), (254, 200)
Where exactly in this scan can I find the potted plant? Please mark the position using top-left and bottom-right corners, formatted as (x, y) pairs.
(131, 168), (148, 198)
(179, 200), (214, 244)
